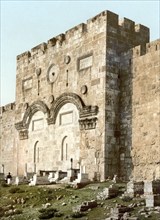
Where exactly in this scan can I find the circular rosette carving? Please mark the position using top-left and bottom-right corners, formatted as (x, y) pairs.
(49, 95), (54, 103)
(64, 55), (71, 64)
(81, 85), (88, 94)
(47, 64), (59, 83)
(24, 103), (29, 110)
(36, 68), (41, 77)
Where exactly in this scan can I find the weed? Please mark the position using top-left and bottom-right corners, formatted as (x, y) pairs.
(9, 187), (21, 194)
(38, 207), (58, 219)
(1, 182), (9, 187)
(71, 211), (87, 218)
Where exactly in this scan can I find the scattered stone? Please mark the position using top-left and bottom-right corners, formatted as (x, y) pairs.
(57, 195), (63, 200)
(144, 181), (160, 207)
(89, 185), (100, 190)
(125, 181), (144, 197)
(106, 205), (133, 220)
(97, 184), (119, 200)
(42, 203), (51, 209)
(73, 200), (97, 212)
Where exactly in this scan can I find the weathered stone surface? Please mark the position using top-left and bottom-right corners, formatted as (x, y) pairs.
(125, 181), (144, 197)
(0, 10), (159, 182)
(97, 184), (119, 200)
(73, 200), (97, 212)
(145, 194), (160, 207)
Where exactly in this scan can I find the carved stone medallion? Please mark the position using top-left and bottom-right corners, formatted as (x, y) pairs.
(47, 64), (59, 83)
(81, 85), (88, 94)
(64, 55), (71, 64)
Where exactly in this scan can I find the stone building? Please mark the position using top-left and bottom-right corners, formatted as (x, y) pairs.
(0, 10), (159, 182)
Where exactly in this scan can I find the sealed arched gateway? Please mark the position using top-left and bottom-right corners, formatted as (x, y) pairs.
(15, 93), (99, 180)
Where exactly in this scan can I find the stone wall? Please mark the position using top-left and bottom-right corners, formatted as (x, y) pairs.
(0, 103), (16, 174)
(104, 11), (149, 179)
(120, 39), (160, 181)
(14, 11), (107, 180)
(131, 40), (160, 181)
(0, 10), (159, 182)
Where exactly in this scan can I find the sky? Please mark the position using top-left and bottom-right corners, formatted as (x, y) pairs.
(1, 0), (160, 106)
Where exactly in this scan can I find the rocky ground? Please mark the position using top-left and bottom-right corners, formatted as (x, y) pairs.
(0, 180), (160, 220)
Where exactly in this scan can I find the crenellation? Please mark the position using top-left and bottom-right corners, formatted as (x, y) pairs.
(119, 17), (135, 31)
(129, 39), (160, 59)
(31, 42), (47, 55)
(0, 102), (16, 113)
(17, 51), (31, 61)
(55, 33), (65, 45)
(88, 10), (107, 24)
(146, 39), (160, 52)
(65, 23), (87, 38)
(47, 37), (57, 48)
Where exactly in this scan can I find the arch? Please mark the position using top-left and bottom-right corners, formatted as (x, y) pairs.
(34, 141), (39, 163)
(33, 141), (40, 173)
(50, 93), (85, 124)
(61, 136), (68, 161)
(22, 100), (50, 129)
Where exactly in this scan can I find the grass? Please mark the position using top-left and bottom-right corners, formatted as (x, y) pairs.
(0, 180), (160, 220)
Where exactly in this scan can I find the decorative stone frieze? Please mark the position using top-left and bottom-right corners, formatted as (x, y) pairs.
(79, 117), (97, 130)
(19, 130), (28, 140)
(49, 93), (98, 128)
(15, 121), (27, 131)
(15, 93), (99, 135)
(15, 100), (50, 139)
(80, 106), (98, 118)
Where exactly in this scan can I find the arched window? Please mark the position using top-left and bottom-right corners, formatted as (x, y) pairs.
(34, 141), (39, 163)
(61, 136), (68, 161)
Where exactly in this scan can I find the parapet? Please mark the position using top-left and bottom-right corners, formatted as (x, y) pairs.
(16, 10), (150, 62)
(119, 17), (135, 31)
(31, 42), (47, 56)
(132, 39), (160, 58)
(0, 102), (16, 115)
(17, 51), (31, 61)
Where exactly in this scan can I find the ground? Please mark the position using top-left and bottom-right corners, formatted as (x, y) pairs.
(0, 180), (160, 220)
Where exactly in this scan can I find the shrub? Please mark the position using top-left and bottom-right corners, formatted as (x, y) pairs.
(122, 196), (132, 202)
(14, 209), (23, 215)
(0, 207), (4, 217)
(38, 207), (58, 219)
(1, 182), (9, 187)
(71, 212), (87, 218)
(9, 187), (21, 194)
(54, 212), (63, 217)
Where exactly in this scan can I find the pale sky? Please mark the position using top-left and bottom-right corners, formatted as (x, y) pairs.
(1, 0), (160, 106)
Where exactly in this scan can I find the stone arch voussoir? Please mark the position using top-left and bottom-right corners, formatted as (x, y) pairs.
(22, 100), (50, 129)
(50, 93), (85, 124)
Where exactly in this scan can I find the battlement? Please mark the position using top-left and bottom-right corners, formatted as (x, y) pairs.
(0, 102), (16, 115)
(131, 39), (160, 58)
(119, 17), (135, 31)
(16, 10), (150, 62)
(121, 39), (160, 61)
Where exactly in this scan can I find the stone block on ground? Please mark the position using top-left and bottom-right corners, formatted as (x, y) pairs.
(97, 184), (119, 200)
(73, 200), (97, 212)
(145, 194), (160, 207)
(126, 181), (144, 197)
(144, 180), (160, 195)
